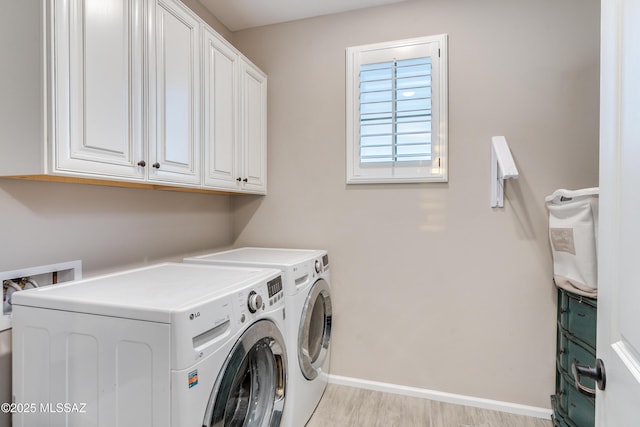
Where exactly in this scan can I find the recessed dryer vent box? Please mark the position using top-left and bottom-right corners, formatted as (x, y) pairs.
(1, 260), (82, 331)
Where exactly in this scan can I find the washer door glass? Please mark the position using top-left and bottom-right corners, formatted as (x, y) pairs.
(298, 278), (332, 380)
(204, 320), (286, 427)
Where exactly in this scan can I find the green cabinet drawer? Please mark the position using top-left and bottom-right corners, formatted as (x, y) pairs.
(557, 371), (595, 427)
(553, 287), (597, 427)
(557, 328), (597, 390)
(551, 395), (576, 427)
(558, 288), (597, 349)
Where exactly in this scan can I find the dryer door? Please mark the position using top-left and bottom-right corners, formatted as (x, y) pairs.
(203, 319), (287, 427)
(298, 278), (332, 380)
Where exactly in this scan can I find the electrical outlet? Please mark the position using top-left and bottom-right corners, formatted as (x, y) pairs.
(1, 260), (82, 331)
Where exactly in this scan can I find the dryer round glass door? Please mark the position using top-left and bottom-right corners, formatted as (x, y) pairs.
(203, 320), (287, 427)
(298, 278), (332, 380)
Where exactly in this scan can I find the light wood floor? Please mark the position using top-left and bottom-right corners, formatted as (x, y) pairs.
(306, 384), (553, 427)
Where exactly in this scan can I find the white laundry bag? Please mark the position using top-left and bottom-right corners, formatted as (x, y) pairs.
(545, 188), (599, 297)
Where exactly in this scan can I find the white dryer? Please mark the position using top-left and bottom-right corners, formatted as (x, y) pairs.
(185, 248), (332, 427)
(11, 262), (288, 427)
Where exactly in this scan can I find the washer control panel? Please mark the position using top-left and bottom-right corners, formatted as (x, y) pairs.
(237, 275), (284, 323)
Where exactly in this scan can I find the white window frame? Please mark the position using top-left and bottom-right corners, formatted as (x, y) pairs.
(346, 35), (448, 184)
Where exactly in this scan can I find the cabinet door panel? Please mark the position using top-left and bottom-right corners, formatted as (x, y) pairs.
(152, 0), (200, 185)
(240, 61), (267, 193)
(203, 29), (238, 190)
(54, 0), (145, 179)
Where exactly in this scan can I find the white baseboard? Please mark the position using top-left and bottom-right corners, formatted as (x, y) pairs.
(328, 374), (552, 420)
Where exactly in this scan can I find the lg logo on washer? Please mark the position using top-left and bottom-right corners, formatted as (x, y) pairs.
(189, 311), (201, 320)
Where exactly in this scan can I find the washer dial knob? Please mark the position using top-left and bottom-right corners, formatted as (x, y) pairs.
(315, 259), (322, 273)
(247, 291), (263, 313)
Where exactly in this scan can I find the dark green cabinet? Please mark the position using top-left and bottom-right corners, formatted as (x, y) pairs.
(551, 288), (597, 427)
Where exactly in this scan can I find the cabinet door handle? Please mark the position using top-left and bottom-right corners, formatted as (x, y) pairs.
(236, 177), (242, 182)
(243, 178), (248, 183)
(137, 161), (146, 167)
(152, 163), (160, 169)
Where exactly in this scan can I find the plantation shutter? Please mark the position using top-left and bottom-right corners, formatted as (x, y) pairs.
(359, 57), (432, 164)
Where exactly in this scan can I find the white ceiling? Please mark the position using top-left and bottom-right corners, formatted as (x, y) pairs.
(197, 0), (409, 31)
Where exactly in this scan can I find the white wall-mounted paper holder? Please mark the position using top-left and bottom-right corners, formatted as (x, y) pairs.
(491, 136), (519, 208)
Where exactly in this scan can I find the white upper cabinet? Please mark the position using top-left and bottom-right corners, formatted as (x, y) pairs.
(150, 0), (201, 185)
(202, 31), (267, 194)
(52, 0), (146, 180)
(202, 27), (239, 191)
(239, 59), (267, 194)
(0, 0), (266, 194)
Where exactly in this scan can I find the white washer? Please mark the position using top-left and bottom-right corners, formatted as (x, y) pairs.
(11, 262), (288, 427)
(184, 248), (332, 427)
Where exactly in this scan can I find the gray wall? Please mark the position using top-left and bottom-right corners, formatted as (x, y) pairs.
(231, 0), (600, 408)
(0, 180), (235, 274)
